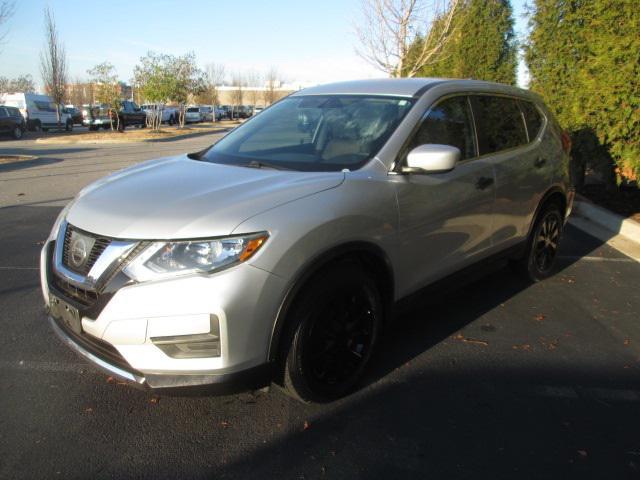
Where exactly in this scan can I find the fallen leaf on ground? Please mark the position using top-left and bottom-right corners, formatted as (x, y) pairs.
(534, 314), (546, 322)
(624, 339), (631, 346)
(452, 333), (488, 346)
(106, 376), (114, 383)
(577, 449), (588, 458)
(303, 421), (311, 431)
(512, 344), (532, 351)
(84, 407), (93, 413)
(462, 338), (489, 346)
(149, 396), (160, 404)
(220, 421), (231, 429)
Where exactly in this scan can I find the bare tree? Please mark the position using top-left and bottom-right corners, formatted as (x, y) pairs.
(40, 6), (67, 124)
(244, 70), (262, 111)
(204, 63), (225, 107)
(0, 74), (35, 93)
(0, 1), (15, 53)
(230, 72), (245, 118)
(263, 67), (280, 106)
(354, 0), (459, 77)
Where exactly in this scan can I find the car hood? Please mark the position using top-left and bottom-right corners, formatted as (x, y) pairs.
(66, 155), (344, 239)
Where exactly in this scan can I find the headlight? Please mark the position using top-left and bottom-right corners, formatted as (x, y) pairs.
(123, 232), (268, 282)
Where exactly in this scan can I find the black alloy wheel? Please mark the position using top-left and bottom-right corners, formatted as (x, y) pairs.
(283, 264), (382, 402)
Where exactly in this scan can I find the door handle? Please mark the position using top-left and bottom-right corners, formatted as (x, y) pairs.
(534, 157), (547, 168)
(475, 176), (494, 190)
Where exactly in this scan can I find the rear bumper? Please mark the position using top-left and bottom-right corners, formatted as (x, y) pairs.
(48, 313), (274, 395)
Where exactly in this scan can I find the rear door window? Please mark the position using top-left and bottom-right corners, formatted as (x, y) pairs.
(0, 108), (8, 118)
(409, 96), (476, 160)
(471, 96), (528, 155)
(519, 100), (544, 141)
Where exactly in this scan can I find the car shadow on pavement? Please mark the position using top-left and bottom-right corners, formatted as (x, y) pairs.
(362, 223), (610, 389)
(0, 156), (64, 173)
(207, 228), (639, 479)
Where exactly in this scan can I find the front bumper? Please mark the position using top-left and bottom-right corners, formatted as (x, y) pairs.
(42, 237), (286, 394)
(48, 313), (274, 394)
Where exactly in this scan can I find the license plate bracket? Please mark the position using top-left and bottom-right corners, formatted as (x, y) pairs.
(49, 294), (82, 335)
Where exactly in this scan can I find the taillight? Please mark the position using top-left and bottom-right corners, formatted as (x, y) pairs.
(561, 130), (572, 155)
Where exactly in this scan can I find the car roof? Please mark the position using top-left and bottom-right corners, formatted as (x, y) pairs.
(293, 78), (535, 100)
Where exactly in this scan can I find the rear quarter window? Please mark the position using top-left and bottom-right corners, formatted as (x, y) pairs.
(519, 100), (544, 141)
(471, 95), (528, 155)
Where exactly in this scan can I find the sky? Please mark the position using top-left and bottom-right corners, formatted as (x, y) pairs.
(0, 0), (530, 89)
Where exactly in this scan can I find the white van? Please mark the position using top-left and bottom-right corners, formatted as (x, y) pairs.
(0, 92), (72, 132)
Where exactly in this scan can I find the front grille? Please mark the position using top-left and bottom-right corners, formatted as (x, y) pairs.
(51, 274), (98, 307)
(62, 224), (111, 275)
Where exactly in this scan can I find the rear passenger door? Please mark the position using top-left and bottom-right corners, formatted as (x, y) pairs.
(469, 95), (547, 247)
(395, 95), (497, 293)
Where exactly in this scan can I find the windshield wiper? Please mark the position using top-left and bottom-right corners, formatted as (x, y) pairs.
(241, 160), (291, 171)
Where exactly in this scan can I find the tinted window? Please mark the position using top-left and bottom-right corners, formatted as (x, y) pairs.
(471, 96), (527, 154)
(0, 108), (7, 118)
(410, 96), (476, 160)
(200, 95), (414, 172)
(34, 100), (56, 112)
(519, 100), (544, 141)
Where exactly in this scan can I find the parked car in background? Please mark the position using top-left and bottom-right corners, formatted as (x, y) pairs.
(0, 92), (72, 132)
(185, 106), (203, 123)
(220, 105), (232, 119)
(83, 101), (146, 131)
(235, 105), (251, 119)
(0, 105), (26, 139)
(41, 78), (574, 403)
(215, 107), (226, 121)
(252, 106), (265, 116)
(199, 106), (215, 122)
(63, 105), (83, 125)
(141, 104), (178, 125)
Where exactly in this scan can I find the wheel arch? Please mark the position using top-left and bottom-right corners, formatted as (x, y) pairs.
(526, 185), (568, 239)
(267, 241), (395, 364)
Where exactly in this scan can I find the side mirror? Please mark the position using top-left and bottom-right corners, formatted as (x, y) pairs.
(403, 144), (460, 174)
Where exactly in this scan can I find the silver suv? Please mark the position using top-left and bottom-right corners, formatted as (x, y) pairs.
(41, 79), (574, 402)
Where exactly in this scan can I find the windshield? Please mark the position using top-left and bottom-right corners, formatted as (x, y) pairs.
(198, 95), (414, 172)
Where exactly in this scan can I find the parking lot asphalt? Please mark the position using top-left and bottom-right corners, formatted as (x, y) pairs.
(1, 134), (640, 479)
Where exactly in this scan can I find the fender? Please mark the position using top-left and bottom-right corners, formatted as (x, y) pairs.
(267, 241), (395, 363)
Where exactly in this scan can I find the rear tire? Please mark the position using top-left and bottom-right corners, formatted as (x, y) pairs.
(282, 264), (383, 403)
(12, 126), (23, 139)
(511, 202), (564, 282)
(65, 120), (73, 132)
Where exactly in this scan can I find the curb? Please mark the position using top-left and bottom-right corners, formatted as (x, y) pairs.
(572, 195), (640, 243)
(569, 195), (640, 262)
(33, 127), (232, 145)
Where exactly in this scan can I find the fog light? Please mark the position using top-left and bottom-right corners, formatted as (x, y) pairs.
(151, 314), (221, 359)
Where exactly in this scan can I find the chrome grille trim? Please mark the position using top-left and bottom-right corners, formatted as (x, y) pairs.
(62, 225), (111, 275)
(54, 221), (138, 291)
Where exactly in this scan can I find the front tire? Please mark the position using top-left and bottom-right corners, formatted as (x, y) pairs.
(282, 264), (383, 403)
(12, 126), (23, 139)
(513, 202), (564, 282)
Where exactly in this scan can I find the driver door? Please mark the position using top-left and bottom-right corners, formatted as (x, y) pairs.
(394, 95), (496, 295)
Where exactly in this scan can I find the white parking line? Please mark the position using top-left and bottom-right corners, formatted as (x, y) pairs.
(0, 359), (86, 373)
(0, 266), (39, 270)
(558, 255), (636, 263)
(531, 384), (640, 402)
